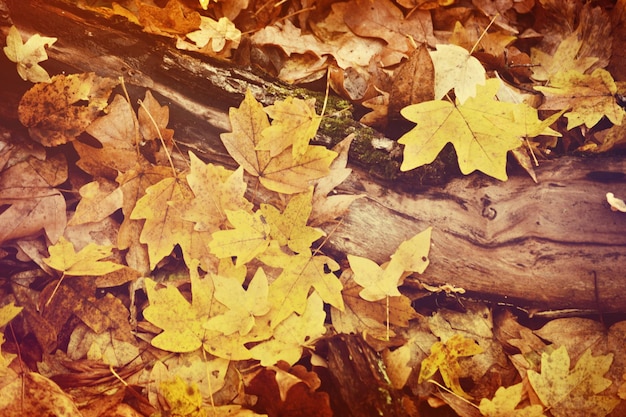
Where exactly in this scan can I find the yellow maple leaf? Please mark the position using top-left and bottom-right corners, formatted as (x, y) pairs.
(430, 43), (486, 104)
(479, 383), (546, 417)
(43, 236), (123, 276)
(3, 25), (57, 83)
(398, 79), (522, 180)
(257, 97), (321, 159)
(204, 268), (271, 336)
(130, 175), (213, 270)
(535, 69), (625, 130)
(418, 333), (484, 399)
(527, 346), (619, 417)
(143, 277), (208, 353)
(0, 302), (23, 370)
(186, 16), (241, 53)
(209, 209), (271, 266)
(220, 90), (336, 194)
(249, 292), (326, 366)
(260, 188), (324, 254)
(182, 151), (251, 232)
(260, 244), (343, 327)
(531, 32), (598, 82)
(348, 255), (403, 302)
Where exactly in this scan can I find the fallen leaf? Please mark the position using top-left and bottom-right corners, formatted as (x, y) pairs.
(68, 179), (123, 226)
(348, 254), (403, 301)
(43, 237), (123, 276)
(3, 25), (57, 83)
(531, 32), (598, 82)
(209, 209), (271, 266)
(398, 78), (522, 180)
(430, 43), (486, 104)
(535, 69), (625, 130)
(259, 244), (343, 327)
(221, 90), (336, 194)
(527, 346), (619, 417)
(0, 154), (67, 244)
(260, 188), (324, 254)
(389, 44), (435, 117)
(249, 292), (327, 366)
(186, 16), (241, 53)
(204, 268), (271, 336)
(607, 192), (626, 212)
(418, 333), (484, 399)
(18, 73), (118, 147)
(479, 383), (546, 417)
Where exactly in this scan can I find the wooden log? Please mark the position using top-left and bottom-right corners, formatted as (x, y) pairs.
(2, 0), (626, 313)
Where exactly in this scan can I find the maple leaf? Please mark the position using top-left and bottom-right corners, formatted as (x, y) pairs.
(68, 179), (123, 226)
(130, 175), (214, 270)
(43, 237), (124, 276)
(479, 383), (546, 417)
(257, 97), (321, 159)
(418, 333), (484, 399)
(398, 78), (523, 180)
(430, 43), (486, 104)
(3, 25), (57, 83)
(0, 302), (23, 370)
(204, 268), (271, 336)
(531, 32), (598, 82)
(260, 188), (324, 254)
(18, 73), (118, 147)
(535, 69), (625, 130)
(348, 255), (403, 302)
(0, 154), (67, 245)
(221, 90), (336, 194)
(209, 209), (271, 266)
(249, 293), (327, 366)
(143, 277), (209, 353)
(186, 16), (241, 53)
(182, 151), (252, 233)
(527, 346), (619, 417)
(259, 244), (343, 327)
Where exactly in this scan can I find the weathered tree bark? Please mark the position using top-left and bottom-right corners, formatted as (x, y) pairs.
(2, 0), (626, 313)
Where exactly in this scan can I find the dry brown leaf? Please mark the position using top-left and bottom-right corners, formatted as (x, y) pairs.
(389, 44), (435, 118)
(18, 73), (118, 147)
(138, 0), (201, 37)
(0, 153), (67, 244)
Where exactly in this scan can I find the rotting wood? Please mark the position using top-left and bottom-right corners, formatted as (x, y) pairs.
(1, 0), (626, 313)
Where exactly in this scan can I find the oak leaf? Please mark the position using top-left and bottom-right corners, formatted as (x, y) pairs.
(43, 237), (123, 276)
(527, 346), (619, 417)
(221, 90), (336, 194)
(535, 69), (625, 130)
(398, 79), (523, 180)
(418, 333), (484, 399)
(479, 383), (546, 417)
(3, 25), (56, 83)
(18, 73), (118, 147)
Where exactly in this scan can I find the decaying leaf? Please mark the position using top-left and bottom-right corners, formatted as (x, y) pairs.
(43, 236), (124, 276)
(527, 346), (619, 417)
(3, 25), (56, 83)
(535, 69), (625, 130)
(418, 333), (484, 399)
(18, 73), (118, 147)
